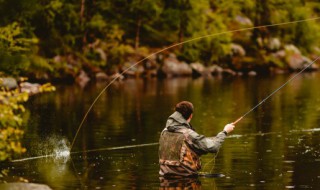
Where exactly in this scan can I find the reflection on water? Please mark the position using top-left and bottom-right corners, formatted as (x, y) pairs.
(1, 73), (320, 189)
(159, 177), (203, 190)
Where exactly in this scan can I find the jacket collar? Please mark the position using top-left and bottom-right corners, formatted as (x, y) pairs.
(169, 111), (189, 124)
(165, 111), (192, 131)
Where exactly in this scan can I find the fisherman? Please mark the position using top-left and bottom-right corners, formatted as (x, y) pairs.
(159, 101), (235, 177)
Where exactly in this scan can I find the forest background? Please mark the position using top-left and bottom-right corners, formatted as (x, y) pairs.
(1, 0), (320, 81)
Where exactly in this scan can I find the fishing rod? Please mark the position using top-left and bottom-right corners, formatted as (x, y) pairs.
(70, 16), (320, 151)
(232, 55), (320, 125)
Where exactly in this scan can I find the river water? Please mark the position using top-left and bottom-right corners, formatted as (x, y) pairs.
(3, 73), (320, 189)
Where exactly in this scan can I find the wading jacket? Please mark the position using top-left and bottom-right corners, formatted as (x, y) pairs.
(159, 111), (227, 177)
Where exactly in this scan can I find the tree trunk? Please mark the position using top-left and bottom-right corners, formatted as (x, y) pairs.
(80, 0), (86, 23)
(134, 0), (144, 49)
(80, 0), (86, 48)
(135, 18), (142, 49)
(253, 0), (271, 46)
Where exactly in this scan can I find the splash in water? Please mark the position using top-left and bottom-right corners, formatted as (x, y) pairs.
(12, 136), (70, 162)
(52, 138), (71, 161)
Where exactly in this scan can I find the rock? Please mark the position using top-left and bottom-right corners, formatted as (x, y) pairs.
(223, 68), (237, 76)
(235, 15), (253, 26)
(190, 63), (211, 77)
(0, 77), (18, 89)
(53, 55), (62, 63)
(285, 44), (301, 54)
(231, 43), (246, 56)
(208, 65), (223, 75)
(268, 38), (281, 51)
(95, 72), (108, 82)
(95, 48), (107, 61)
(287, 53), (303, 70)
(248, 71), (257, 76)
(272, 50), (286, 59)
(121, 62), (145, 77)
(20, 82), (41, 95)
(272, 67), (287, 74)
(109, 73), (124, 80)
(0, 183), (52, 190)
(302, 56), (318, 70)
(284, 45), (316, 70)
(161, 55), (192, 77)
(285, 54), (317, 70)
(75, 70), (90, 87)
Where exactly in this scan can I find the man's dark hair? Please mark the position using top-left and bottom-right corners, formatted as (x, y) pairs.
(175, 101), (194, 120)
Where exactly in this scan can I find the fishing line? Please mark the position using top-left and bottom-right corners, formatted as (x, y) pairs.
(68, 16), (320, 150)
(201, 150), (218, 175)
(11, 142), (159, 162)
(70, 142), (159, 154)
(232, 55), (320, 125)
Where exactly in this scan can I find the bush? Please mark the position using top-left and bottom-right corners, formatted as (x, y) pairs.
(0, 88), (28, 161)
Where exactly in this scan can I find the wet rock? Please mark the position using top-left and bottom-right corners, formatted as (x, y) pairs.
(0, 77), (18, 89)
(302, 56), (319, 70)
(161, 54), (192, 77)
(190, 63), (211, 77)
(143, 57), (159, 78)
(95, 72), (108, 82)
(20, 82), (41, 95)
(271, 67), (287, 74)
(75, 70), (90, 87)
(121, 62), (145, 77)
(0, 183), (52, 190)
(248, 71), (257, 76)
(284, 45), (317, 70)
(223, 68), (237, 76)
(286, 54), (308, 70)
(109, 73), (124, 80)
(208, 65), (223, 75)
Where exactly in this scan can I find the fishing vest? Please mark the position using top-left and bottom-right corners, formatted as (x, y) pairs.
(159, 128), (201, 173)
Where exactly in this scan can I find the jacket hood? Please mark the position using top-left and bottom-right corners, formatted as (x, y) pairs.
(165, 111), (193, 132)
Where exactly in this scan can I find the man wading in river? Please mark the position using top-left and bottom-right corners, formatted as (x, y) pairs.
(159, 101), (235, 177)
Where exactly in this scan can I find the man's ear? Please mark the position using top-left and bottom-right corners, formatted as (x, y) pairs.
(187, 114), (193, 122)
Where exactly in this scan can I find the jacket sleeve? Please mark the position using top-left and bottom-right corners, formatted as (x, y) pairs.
(186, 130), (227, 155)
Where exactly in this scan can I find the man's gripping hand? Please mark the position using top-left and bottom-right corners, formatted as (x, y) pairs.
(223, 123), (235, 134)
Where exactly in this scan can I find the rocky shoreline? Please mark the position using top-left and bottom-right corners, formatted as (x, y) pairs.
(73, 44), (319, 87)
(1, 44), (319, 90)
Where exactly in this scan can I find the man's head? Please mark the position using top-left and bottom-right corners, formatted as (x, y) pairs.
(175, 101), (194, 121)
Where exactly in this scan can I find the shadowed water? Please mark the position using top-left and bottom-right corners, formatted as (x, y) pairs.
(2, 73), (320, 189)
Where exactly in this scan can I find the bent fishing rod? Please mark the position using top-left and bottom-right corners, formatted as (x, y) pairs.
(232, 55), (320, 125)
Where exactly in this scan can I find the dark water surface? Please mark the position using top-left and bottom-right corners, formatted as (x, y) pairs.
(5, 73), (320, 189)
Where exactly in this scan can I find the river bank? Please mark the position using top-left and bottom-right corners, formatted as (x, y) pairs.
(17, 43), (318, 88)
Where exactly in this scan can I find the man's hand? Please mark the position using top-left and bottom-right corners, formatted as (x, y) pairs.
(223, 123), (235, 134)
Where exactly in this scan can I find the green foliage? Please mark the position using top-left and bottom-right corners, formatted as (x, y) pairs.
(1, 0), (320, 76)
(0, 89), (28, 161)
(0, 22), (39, 76)
(0, 22), (37, 54)
(176, 1), (232, 63)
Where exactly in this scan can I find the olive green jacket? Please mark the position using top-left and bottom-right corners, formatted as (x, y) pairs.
(159, 111), (227, 177)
